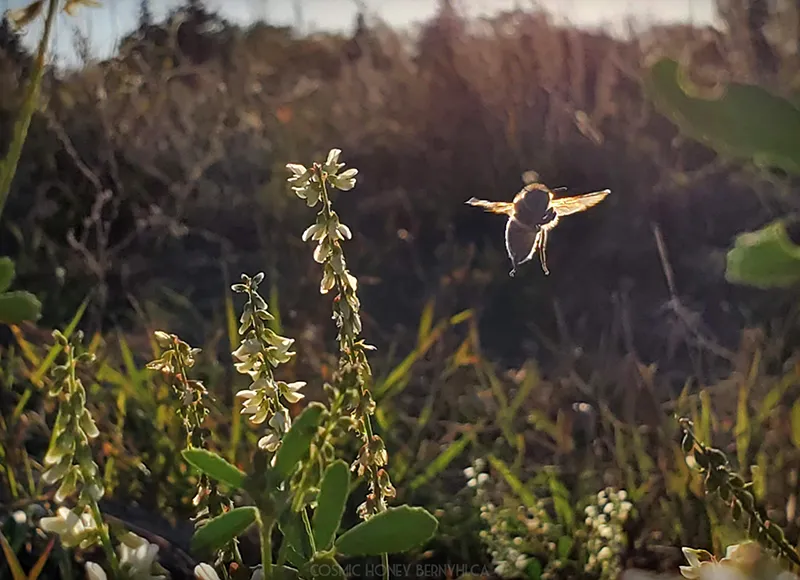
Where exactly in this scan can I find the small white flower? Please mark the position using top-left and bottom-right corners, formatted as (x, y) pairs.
(301, 223), (325, 242)
(258, 431), (280, 452)
(585, 505), (597, 517)
(278, 381), (306, 404)
(336, 223), (352, 240)
(85, 562), (107, 580)
(12, 511), (26, 524)
(603, 502), (614, 514)
(232, 338), (260, 362)
(476, 473), (489, 485)
(515, 554), (528, 570)
(617, 490), (628, 501)
(597, 546), (613, 561)
(325, 148), (342, 169)
(194, 563), (221, 580)
(286, 163), (308, 176)
(269, 407), (290, 433)
(118, 533), (166, 580)
(463, 466), (476, 478)
(599, 524), (614, 539)
(467, 478), (477, 488)
(39, 507), (89, 548)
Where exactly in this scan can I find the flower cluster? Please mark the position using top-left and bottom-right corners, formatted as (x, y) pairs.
(41, 330), (103, 506)
(231, 272), (305, 454)
(85, 532), (169, 580)
(147, 331), (209, 449)
(147, 331), (241, 571)
(288, 149), (394, 521)
(38, 330), (123, 574)
(465, 459), (563, 579)
(39, 505), (98, 549)
(583, 488), (632, 580)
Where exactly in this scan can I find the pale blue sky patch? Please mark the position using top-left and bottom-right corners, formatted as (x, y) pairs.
(5, 0), (718, 68)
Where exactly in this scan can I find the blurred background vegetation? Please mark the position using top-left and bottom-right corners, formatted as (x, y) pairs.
(4, 0), (800, 577)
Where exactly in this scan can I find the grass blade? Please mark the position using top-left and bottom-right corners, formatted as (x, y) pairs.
(410, 434), (472, 491)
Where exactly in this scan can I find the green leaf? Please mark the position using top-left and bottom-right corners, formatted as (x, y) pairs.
(313, 460), (350, 551)
(182, 449), (246, 490)
(301, 555), (346, 580)
(190, 506), (257, 554)
(279, 510), (313, 564)
(557, 536), (573, 560)
(645, 57), (800, 175)
(274, 403), (325, 482)
(334, 506), (438, 557)
(0, 257), (14, 293)
(0, 291), (41, 325)
(487, 455), (538, 509)
(725, 219), (800, 289)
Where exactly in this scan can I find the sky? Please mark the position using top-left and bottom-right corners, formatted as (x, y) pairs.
(5, 0), (720, 67)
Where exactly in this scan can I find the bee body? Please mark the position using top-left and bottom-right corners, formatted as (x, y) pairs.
(467, 179), (610, 277)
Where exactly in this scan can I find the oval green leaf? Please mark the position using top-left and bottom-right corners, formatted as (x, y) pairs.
(182, 449), (246, 490)
(274, 402), (325, 482)
(312, 460), (350, 551)
(725, 219), (800, 289)
(0, 257), (14, 293)
(334, 505), (438, 557)
(0, 291), (41, 324)
(645, 57), (800, 175)
(191, 506), (257, 554)
(279, 510), (313, 564)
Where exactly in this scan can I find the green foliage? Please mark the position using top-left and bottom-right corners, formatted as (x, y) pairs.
(273, 403), (325, 483)
(190, 506), (258, 554)
(181, 449), (246, 490)
(0, 0), (59, 221)
(679, 419), (800, 569)
(725, 219), (800, 288)
(645, 57), (800, 174)
(312, 461), (350, 552)
(333, 506), (438, 557)
(0, 257), (41, 324)
(645, 56), (800, 289)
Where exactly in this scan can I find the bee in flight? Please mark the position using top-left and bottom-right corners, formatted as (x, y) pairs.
(466, 172), (610, 277)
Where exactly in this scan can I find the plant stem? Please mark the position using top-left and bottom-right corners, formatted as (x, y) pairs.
(89, 499), (121, 579)
(258, 510), (275, 580)
(0, 0), (59, 221)
(301, 507), (317, 553)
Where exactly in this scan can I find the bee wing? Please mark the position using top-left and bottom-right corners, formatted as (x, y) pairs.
(550, 189), (610, 217)
(466, 197), (515, 216)
(505, 217), (540, 270)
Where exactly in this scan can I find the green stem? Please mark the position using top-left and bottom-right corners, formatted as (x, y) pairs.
(381, 553), (389, 580)
(301, 507), (317, 553)
(317, 172), (391, 579)
(258, 510), (275, 580)
(89, 499), (121, 579)
(0, 0), (59, 221)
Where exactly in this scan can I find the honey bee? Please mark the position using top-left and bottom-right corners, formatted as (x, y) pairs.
(467, 173), (610, 277)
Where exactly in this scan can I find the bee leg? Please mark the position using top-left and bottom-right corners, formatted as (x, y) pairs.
(509, 267), (517, 278)
(538, 229), (550, 275)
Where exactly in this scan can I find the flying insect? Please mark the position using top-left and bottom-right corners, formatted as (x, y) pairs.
(467, 173), (610, 277)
